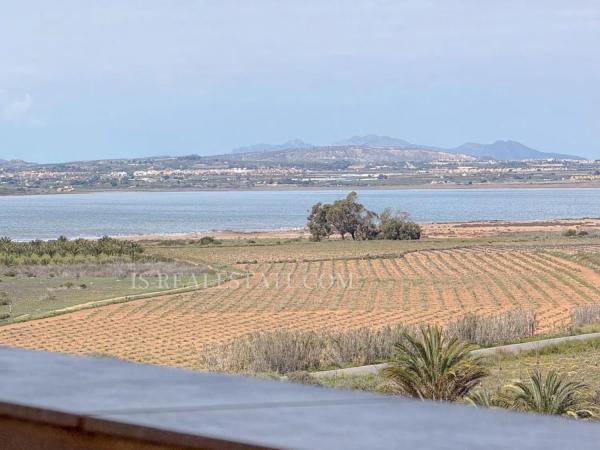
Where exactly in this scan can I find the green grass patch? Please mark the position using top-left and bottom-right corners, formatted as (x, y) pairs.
(0, 268), (223, 323)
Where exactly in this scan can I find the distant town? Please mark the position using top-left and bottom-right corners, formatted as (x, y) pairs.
(2, 136), (599, 195)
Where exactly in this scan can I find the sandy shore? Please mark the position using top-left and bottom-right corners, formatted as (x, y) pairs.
(118, 218), (600, 241)
(424, 218), (600, 238)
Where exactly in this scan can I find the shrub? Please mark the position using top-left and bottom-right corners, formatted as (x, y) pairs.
(323, 325), (411, 367)
(199, 311), (540, 375)
(0, 292), (9, 306)
(589, 389), (600, 407)
(199, 236), (221, 246)
(320, 373), (390, 392)
(470, 373), (595, 418)
(465, 388), (513, 409)
(445, 309), (536, 346)
(563, 228), (577, 237)
(570, 304), (600, 328)
(0, 291), (11, 316)
(0, 236), (144, 265)
(200, 329), (324, 373)
(382, 325), (488, 401)
(199, 324), (412, 374)
(507, 370), (591, 417)
(378, 208), (421, 240)
(0, 260), (205, 279)
(286, 371), (322, 386)
(41, 290), (57, 301)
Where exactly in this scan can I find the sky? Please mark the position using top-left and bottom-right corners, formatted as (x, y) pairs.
(1, 0), (599, 163)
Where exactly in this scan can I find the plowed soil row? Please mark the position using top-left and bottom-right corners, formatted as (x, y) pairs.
(1, 249), (598, 369)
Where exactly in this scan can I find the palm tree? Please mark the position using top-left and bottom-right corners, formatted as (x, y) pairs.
(382, 325), (488, 401)
(508, 369), (592, 418)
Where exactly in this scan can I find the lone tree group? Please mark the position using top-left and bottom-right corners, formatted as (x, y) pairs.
(307, 192), (421, 241)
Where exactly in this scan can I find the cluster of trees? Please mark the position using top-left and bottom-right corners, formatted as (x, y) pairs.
(307, 192), (421, 241)
(0, 236), (144, 265)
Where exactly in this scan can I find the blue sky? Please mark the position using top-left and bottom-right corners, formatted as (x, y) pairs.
(1, 0), (599, 163)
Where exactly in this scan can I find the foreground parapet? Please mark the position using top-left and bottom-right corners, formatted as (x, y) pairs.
(0, 346), (599, 450)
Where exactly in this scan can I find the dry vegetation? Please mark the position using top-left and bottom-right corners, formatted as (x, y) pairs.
(0, 260), (216, 322)
(200, 325), (410, 373)
(144, 235), (600, 266)
(1, 238), (599, 369)
(199, 310), (539, 374)
(445, 309), (536, 346)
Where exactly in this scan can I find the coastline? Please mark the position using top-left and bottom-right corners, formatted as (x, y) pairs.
(117, 218), (600, 241)
(2, 181), (600, 198)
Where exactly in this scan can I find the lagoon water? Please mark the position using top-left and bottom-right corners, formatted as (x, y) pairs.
(0, 188), (599, 240)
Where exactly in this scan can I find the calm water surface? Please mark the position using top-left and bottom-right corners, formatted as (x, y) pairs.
(0, 188), (599, 240)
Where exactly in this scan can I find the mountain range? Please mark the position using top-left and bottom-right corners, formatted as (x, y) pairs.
(223, 145), (476, 165)
(231, 139), (314, 154)
(229, 135), (583, 161)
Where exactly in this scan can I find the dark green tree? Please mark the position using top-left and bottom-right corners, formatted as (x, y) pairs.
(307, 202), (332, 241)
(378, 208), (421, 240)
(325, 192), (376, 240)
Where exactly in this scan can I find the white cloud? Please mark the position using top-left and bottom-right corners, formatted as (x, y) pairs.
(2, 93), (32, 119)
(0, 91), (44, 126)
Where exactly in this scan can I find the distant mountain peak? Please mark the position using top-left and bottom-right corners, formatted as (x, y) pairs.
(334, 135), (412, 147)
(282, 138), (311, 147)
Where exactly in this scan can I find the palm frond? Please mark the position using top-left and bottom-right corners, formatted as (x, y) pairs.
(465, 388), (513, 409)
(382, 325), (488, 401)
(507, 369), (589, 417)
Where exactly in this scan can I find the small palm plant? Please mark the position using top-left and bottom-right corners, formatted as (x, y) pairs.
(382, 325), (488, 401)
(508, 369), (592, 418)
(465, 388), (513, 409)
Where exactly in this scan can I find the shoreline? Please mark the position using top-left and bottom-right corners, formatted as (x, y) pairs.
(116, 218), (600, 241)
(5, 218), (600, 242)
(2, 182), (600, 198)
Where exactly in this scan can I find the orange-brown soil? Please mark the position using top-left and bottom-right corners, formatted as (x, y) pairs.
(1, 248), (598, 369)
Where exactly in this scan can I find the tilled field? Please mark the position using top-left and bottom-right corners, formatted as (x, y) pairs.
(1, 248), (599, 369)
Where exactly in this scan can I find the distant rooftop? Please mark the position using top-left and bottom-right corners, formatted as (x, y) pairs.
(1, 346), (599, 449)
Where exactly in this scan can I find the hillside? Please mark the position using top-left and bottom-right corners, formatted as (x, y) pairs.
(333, 135), (413, 147)
(451, 140), (583, 160)
(229, 135), (584, 161)
(231, 139), (313, 154)
(222, 145), (475, 165)
(0, 159), (36, 169)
